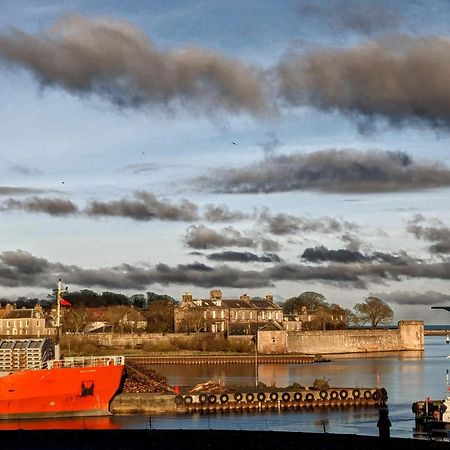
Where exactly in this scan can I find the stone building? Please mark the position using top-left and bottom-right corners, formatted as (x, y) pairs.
(0, 304), (55, 337)
(174, 289), (283, 334)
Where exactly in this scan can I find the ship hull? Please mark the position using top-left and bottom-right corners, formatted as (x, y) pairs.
(0, 364), (124, 419)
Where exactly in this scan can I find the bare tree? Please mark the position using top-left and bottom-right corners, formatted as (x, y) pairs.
(353, 296), (393, 328)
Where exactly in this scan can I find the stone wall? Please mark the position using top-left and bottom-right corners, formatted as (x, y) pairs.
(266, 320), (424, 355)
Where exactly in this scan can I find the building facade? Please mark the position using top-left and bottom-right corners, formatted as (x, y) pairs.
(0, 304), (55, 337)
(174, 289), (283, 334)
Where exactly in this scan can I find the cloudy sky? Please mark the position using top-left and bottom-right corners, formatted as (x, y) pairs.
(1, 0), (450, 323)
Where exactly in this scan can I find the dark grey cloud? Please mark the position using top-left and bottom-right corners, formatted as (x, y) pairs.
(261, 238), (281, 252)
(277, 36), (450, 127)
(85, 191), (199, 221)
(297, 0), (400, 36)
(198, 149), (450, 194)
(2, 197), (78, 216)
(203, 204), (249, 222)
(407, 216), (450, 254)
(207, 251), (282, 263)
(1, 249), (450, 291)
(184, 225), (257, 249)
(0, 14), (267, 116)
(301, 245), (415, 265)
(301, 246), (366, 263)
(0, 187), (46, 196)
(258, 208), (354, 235)
(372, 290), (450, 306)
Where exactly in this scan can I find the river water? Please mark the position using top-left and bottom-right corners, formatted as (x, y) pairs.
(1, 336), (448, 438)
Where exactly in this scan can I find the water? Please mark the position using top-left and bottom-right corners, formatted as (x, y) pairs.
(1, 336), (449, 437)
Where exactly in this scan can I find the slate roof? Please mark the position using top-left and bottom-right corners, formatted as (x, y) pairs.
(3, 310), (41, 319)
(189, 299), (282, 309)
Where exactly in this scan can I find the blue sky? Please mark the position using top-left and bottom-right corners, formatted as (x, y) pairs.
(1, 0), (450, 323)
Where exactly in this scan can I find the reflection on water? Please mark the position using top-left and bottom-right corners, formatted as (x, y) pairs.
(0, 416), (120, 430)
(0, 336), (447, 438)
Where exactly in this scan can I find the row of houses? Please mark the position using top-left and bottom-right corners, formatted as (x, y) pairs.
(0, 289), (344, 336)
(173, 289), (340, 334)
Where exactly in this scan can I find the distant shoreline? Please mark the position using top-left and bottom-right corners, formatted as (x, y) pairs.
(424, 329), (449, 336)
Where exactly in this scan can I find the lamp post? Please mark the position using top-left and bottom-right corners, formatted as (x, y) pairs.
(254, 332), (258, 387)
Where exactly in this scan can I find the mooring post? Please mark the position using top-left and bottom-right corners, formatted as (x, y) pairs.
(377, 406), (391, 438)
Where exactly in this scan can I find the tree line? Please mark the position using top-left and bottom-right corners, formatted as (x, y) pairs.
(1, 289), (393, 332)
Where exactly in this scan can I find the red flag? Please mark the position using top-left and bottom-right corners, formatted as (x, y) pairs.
(60, 298), (72, 307)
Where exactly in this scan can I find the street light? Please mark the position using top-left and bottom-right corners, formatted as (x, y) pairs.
(253, 325), (265, 387)
(254, 333), (258, 387)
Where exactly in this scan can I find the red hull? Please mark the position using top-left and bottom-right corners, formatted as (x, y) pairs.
(0, 363), (124, 419)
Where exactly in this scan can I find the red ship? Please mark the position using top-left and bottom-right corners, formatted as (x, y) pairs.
(0, 355), (125, 419)
(0, 280), (125, 419)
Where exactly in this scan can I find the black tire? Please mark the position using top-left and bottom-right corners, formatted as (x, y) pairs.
(270, 392), (279, 402)
(319, 390), (328, 399)
(199, 393), (208, 404)
(340, 390), (348, 399)
(257, 392), (266, 402)
(234, 392), (243, 402)
(352, 389), (360, 399)
(174, 395), (184, 406)
(372, 390), (380, 401)
(246, 393), (254, 402)
(363, 390), (372, 400)
(184, 395), (193, 404)
(293, 392), (302, 401)
(330, 390), (339, 400)
(208, 394), (217, 404)
(220, 394), (229, 404)
(305, 393), (314, 402)
(281, 392), (291, 402)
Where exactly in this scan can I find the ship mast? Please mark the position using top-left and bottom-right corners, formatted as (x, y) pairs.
(55, 278), (62, 359)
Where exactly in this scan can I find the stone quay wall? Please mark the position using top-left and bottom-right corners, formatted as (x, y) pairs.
(261, 320), (424, 355)
(66, 321), (424, 355)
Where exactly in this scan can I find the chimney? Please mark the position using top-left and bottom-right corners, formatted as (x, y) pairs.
(266, 293), (274, 302)
(182, 293), (193, 303)
(240, 293), (251, 303)
(209, 289), (222, 300)
(5, 303), (13, 312)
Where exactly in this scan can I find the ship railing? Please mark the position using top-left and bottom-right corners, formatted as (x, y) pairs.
(46, 355), (125, 369)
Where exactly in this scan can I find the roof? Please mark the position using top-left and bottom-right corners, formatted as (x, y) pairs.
(3, 309), (41, 319)
(257, 321), (284, 331)
(179, 298), (282, 310)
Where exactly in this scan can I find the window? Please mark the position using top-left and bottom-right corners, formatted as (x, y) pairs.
(250, 312), (253, 320)
(220, 310), (224, 319)
(6, 321), (10, 328)
(212, 310), (216, 319)
(25, 320), (29, 327)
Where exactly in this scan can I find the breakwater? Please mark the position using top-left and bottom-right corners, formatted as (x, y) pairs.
(127, 354), (316, 365)
(110, 387), (387, 415)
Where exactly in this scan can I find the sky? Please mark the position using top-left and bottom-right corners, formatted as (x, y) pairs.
(0, 0), (450, 324)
